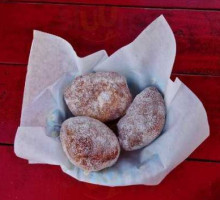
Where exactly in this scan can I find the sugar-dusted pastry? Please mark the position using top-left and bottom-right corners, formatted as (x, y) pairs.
(60, 116), (120, 172)
(117, 87), (166, 151)
(64, 72), (132, 122)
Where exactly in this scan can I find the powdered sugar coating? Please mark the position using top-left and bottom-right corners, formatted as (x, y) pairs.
(117, 87), (166, 151)
(64, 72), (132, 122)
(60, 116), (120, 172)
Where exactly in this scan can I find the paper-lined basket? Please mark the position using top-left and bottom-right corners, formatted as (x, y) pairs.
(14, 16), (209, 186)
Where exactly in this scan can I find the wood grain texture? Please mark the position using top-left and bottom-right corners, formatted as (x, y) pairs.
(0, 0), (219, 197)
(7, 0), (220, 9)
(0, 65), (219, 160)
(0, 146), (219, 200)
(0, 65), (25, 144)
(0, 3), (220, 75)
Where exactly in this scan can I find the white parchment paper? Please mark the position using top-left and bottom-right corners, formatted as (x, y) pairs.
(14, 16), (209, 186)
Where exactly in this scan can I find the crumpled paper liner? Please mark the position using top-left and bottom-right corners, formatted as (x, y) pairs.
(14, 15), (209, 186)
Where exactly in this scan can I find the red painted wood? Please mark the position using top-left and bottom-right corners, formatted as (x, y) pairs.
(0, 65), (219, 161)
(0, 65), (26, 144)
(8, 0), (220, 9)
(0, 3), (220, 75)
(0, 146), (219, 200)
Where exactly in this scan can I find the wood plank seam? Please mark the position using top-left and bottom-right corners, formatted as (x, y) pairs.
(172, 73), (220, 78)
(3, 1), (220, 11)
(0, 143), (13, 146)
(0, 63), (26, 67)
(187, 158), (220, 163)
(1, 144), (219, 163)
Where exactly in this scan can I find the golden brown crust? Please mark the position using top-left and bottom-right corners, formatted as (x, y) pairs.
(60, 116), (120, 172)
(117, 87), (166, 151)
(64, 72), (132, 122)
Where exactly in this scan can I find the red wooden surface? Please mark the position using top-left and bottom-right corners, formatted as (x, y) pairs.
(0, 65), (25, 144)
(0, 3), (220, 75)
(7, 0), (220, 9)
(0, 64), (219, 161)
(1, 146), (220, 200)
(0, 0), (220, 199)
